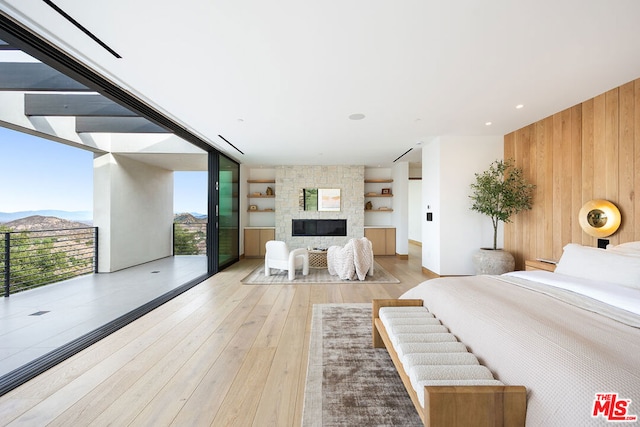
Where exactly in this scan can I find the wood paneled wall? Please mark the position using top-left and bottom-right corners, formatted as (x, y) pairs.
(504, 78), (640, 270)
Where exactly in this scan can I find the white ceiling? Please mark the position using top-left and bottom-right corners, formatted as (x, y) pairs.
(2, 0), (640, 167)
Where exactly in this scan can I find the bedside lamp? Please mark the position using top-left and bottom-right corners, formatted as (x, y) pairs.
(578, 199), (621, 248)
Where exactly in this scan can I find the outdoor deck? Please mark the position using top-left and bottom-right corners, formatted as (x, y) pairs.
(0, 255), (207, 378)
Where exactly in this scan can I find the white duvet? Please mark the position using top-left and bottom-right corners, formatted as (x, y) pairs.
(503, 270), (640, 316)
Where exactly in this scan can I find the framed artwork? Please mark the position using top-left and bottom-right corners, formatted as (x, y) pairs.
(381, 188), (392, 195)
(318, 188), (341, 211)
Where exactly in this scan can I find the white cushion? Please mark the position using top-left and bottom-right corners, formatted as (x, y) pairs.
(379, 308), (434, 326)
(607, 241), (640, 255)
(383, 317), (442, 326)
(392, 333), (457, 347)
(396, 342), (468, 360)
(402, 352), (479, 370)
(554, 243), (640, 289)
(380, 316), (441, 335)
(387, 324), (448, 335)
(408, 365), (496, 400)
(378, 306), (430, 315)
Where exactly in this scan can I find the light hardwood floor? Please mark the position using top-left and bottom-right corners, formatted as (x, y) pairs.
(0, 244), (434, 426)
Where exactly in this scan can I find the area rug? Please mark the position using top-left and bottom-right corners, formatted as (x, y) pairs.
(302, 303), (422, 426)
(241, 263), (400, 285)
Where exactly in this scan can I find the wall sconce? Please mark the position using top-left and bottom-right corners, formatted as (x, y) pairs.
(578, 199), (621, 247)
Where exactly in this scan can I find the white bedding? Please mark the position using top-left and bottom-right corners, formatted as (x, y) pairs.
(400, 273), (640, 426)
(504, 270), (640, 317)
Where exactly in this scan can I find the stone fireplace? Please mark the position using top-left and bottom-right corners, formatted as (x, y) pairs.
(275, 165), (364, 249)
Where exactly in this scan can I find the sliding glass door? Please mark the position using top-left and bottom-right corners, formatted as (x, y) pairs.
(208, 152), (239, 273)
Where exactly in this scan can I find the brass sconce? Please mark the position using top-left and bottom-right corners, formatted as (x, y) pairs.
(578, 199), (621, 238)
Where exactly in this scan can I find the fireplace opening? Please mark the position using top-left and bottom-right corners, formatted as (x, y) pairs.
(292, 219), (347, 236)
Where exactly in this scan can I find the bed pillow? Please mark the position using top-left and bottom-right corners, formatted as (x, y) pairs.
(607, 241), (640, 256)
(555, 243), (640, 289)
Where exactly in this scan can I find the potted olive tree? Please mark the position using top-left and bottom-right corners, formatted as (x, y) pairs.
(470, 159), (535, 274)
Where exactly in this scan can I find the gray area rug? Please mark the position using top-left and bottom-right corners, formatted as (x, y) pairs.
(302, 303), (422, 426)
(241, 263), (400, 284)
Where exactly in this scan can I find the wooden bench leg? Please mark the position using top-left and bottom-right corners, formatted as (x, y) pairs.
(425, 385), (527, 427)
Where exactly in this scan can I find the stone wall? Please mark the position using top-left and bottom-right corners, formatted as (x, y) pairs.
(275, 165), (364, 249)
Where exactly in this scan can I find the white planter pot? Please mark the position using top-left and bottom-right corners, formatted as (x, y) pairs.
(472, 248), (515, 275)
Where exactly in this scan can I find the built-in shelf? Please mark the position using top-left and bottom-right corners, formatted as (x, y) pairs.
(365, 193), (393, 197)
(365, 209), (394, 212)
(247, 169), (276, 227)
(364, 179), (393, 183)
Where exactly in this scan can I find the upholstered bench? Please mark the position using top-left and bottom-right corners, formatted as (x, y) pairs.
(372, 299), (526, 427)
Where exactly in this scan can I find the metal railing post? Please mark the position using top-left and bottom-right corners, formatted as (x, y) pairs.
(4, 232), (10, 297)
(94, 227), (99, 274)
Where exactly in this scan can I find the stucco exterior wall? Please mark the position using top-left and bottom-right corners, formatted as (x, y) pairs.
(94, 153), (173, 272)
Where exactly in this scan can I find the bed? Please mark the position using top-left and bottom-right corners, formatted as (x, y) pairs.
(395, 242), (640, 426)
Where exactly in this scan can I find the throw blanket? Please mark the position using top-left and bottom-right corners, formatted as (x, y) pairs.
(327, 238), (373, 280)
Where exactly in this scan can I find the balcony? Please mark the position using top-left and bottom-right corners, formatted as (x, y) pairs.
(0, 225), (208, 393)
(1, 227), (97, 297)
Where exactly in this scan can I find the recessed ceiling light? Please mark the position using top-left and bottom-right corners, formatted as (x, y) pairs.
(415, 141), (423, 146)
(348, 113), (366, 120)
(515, 104), (524, 109)
(237, 118), (244, 122)
(485, 121), (492, 126)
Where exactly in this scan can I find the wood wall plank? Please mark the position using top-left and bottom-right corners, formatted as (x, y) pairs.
(581, 99), (595, 246)
(618, 81), (635, 244)
(505, 77), (639, 267)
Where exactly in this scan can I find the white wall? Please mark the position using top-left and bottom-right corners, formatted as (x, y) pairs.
(422, 136), (503, 275)
(392, 162), (409, 255)
(408, 179), (422, 243)
(94, 153), (174, 272)
(422, 139), (441, 272)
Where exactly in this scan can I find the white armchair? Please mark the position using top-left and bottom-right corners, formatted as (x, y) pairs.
(264, 240), (309, 280)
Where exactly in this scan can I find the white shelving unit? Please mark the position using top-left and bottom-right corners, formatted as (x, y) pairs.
(364, 178), (393, 226)
(246, 168), (276, 228)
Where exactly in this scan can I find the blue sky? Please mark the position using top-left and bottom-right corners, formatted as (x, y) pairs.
(0, 127), (207, 215)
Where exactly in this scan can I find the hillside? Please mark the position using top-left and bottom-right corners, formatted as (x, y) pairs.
(0, 210), (92, 223)
(2, 215), (92, 231)
(174, 212), (207, 224)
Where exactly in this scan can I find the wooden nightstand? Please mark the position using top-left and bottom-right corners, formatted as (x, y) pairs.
(525, 259), (557, 272)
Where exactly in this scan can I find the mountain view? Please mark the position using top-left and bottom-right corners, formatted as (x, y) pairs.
(1, 215), (91, 231)
(0, 211), (207, 229)
(0, 210), (92, 223)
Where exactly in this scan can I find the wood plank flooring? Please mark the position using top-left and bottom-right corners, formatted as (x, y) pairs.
(0, 245), (435, 426)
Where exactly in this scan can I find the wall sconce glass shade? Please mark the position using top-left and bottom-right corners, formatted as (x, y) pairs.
(578, 199), (621, 238)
